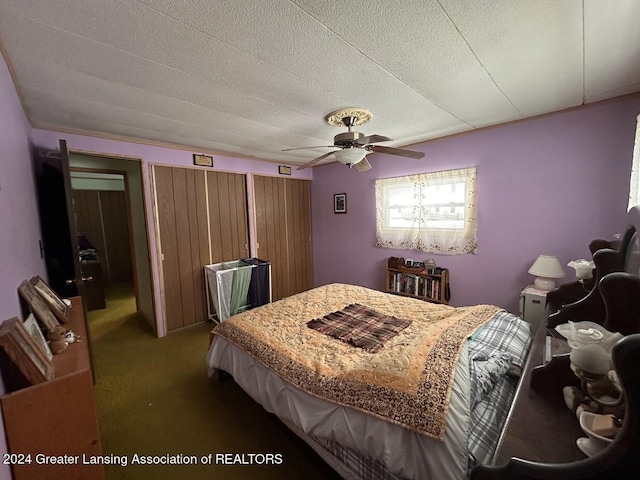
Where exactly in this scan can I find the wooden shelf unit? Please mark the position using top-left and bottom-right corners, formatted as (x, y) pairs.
(385, 263), (449, 305)
(0, 297), (104, 480)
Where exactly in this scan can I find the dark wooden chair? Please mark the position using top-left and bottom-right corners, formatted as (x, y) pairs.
(546, 225), (636, 328)
(600, 272), (640, 335)
(471, 272), (640, 479)
(470, 333), (640, 479)
(544, 237), (620, 312)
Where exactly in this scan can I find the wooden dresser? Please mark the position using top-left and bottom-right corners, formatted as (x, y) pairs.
(0, 297), (104, 480)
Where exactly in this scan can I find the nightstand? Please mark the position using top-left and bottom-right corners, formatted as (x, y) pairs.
(519, 285), (548, 331)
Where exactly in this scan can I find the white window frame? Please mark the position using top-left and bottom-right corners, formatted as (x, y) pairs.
(375, 166), (477, 254)
(628, 114), (640, 211)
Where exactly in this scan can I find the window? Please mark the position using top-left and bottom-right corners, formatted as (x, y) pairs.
(628, 114), (640, 210)
(375, 166), (477, 254)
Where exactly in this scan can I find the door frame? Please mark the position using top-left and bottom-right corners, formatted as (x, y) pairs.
(66, 150), (157, 335)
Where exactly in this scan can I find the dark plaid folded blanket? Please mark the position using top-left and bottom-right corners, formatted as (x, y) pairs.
(307, 303), (412, 353)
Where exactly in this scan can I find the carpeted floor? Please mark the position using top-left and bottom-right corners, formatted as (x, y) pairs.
(88, 285), (342, 480)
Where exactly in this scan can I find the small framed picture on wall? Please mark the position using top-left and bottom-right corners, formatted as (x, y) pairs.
(278, 165), (292, 175)
(193, 154), (213, 167)
(334, 193), (347, 214)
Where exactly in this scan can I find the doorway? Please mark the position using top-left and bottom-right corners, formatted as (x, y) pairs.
(69, 154), (156, 333)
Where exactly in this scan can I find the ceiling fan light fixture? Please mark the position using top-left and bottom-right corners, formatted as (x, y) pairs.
(335, 148), (367, 166)
(292, 108), (424, 170)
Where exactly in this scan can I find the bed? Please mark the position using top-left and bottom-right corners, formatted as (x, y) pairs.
(206, 283), (532, 480)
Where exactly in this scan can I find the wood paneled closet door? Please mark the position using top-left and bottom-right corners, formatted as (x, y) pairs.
(153, 166), (248, 333)
(207, 171), (250, 263)
(253, 175), (312, 301)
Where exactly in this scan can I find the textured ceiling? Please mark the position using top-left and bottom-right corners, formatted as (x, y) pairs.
(0, 0), (639, 166)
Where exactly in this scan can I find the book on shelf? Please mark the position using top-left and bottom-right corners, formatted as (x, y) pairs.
(390, 275), (439, 300)
(386, 260), (449, 303)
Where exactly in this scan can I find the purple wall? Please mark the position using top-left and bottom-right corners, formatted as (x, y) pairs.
(311, 95), (640, 313)
(0, 52), (47, 479)
(30, 130), (312, 336)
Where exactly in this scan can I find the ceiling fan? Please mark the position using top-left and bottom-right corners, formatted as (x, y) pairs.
(282, 108), (425, 172)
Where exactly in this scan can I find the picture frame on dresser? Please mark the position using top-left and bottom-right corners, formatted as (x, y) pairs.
(17, 279), (59, 332)
(30, 275), (69, 324)
(0, 317), (55, 386)
(23, 313), (53, 361)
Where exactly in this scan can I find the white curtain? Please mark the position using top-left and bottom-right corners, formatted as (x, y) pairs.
(628, 114), (640, 210)
(375, 166), (477, 255)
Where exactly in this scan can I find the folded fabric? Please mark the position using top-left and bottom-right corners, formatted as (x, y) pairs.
(307, 303), (412, 353)
(469, 351), (513, 409)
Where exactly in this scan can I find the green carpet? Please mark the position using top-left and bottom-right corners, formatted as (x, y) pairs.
(88, 285), (341, 480)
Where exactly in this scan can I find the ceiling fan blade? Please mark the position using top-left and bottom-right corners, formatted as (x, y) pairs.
(296, 150), (339, 170)
(355, 134), (392, 146)
(369, 145), (425, 159)
(355, 158), (372, 172)
(282, 145), (334, 152)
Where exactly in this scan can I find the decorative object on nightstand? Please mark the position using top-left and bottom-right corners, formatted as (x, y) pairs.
(567, 258), (596, 281)
(528, 254), (565, 291)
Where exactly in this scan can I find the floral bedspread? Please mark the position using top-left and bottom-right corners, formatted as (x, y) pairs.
(211, 283), (501, 440)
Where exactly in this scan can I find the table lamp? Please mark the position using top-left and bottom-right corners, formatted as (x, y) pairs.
(528, 254), (565, 290)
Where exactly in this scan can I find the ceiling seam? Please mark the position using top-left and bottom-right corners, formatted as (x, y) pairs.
(286, 0), (472, 128)
(1, 19), (360, 149)
(20, 62), (331, 142)
(29, 62), (332, 145)
(138, 0), (467, 132)
(1, 8), (345, 125)
(29, 108), (291, 158)
(132, 0), (371, 117)
(435, 0), (523, 118)
(23, 86), (272, 141)
(5, 2), (464, 138)
(32, 126), (310, 165)
(36, 122), (300, 164)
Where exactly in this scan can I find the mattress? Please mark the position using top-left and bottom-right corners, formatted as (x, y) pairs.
(206, 286), (532, 480)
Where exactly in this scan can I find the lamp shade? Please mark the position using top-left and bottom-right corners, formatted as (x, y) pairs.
(528, 254), (565, 290)
(335, 148), (367, 166)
